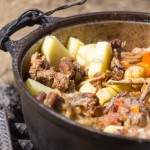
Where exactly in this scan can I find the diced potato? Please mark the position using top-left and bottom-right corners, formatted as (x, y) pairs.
(86, 44), (97, 62)
(25, 78), (60, 96)
(41, 36), (70, 69)
(67, 37), (84, 58)
(104, 125), (123, 133)
(125, 66), (146, 79)
(77, 45), (89, 57)
(76, 44), (96, 67)
(77, 44), (96, 59)
(88, 60), (103, 78)
(95, 42), (112, 72)
(107, 85), (122, 93)
(96, 87), (117, 105)
(76, 54), (90, 67)
(79, 82), (96, 94)
(88, 42), (112, 78)
(107, 87), (118, 97)
(108, 85), (132, 93)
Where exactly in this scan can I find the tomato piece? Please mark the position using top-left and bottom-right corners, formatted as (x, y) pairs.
(108, 111), (119, 123)
(114, 98), (125, 110)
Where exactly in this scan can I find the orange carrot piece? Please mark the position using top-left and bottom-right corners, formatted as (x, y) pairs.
(131, 106), (140, 113)
(146, 66), (150, 76)
(142, 52), (150, 64)
(122, 60), (130, 68)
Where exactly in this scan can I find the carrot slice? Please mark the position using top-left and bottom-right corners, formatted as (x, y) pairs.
(146, 66), (150, 76)
(122, 60), (130, 68)
(131, 106), (140, 113)
(142, 52), (150, 64)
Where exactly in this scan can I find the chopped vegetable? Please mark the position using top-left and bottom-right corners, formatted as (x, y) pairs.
(122, 60), (130, 68)
(108, 112), (119, 123)
(25, 78), (60, 95)
(138, 62), (150, 68)
(76, 44), (96, 67)
(114, 98), (125, 110)
(131, 106), (140, 113)
(96, 87), (117, 105)
(27, 35), (150, 139)
(138, 62), (150, 77)
(146, 66), (150, 76)
(41, 36), (70, 69)
(95, 42), (112, 72)
(88, 60), (102, 78)
(104, 125), (123, 133)
(125, 66), (146, 79)
(107, 85), (132, 92)
(79, 82), (96, 94)
(67, 37), (84, 59)
(142, 52), (150, 64)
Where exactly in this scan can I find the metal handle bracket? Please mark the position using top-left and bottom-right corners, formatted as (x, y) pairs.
(0, 0), (87, 52)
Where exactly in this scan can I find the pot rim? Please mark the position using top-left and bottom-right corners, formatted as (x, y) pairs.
(14, 11), (150, 143)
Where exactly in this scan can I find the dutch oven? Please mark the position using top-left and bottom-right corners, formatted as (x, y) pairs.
(0, 0), (150, 150)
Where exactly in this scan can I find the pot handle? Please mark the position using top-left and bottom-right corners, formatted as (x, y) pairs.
(0, 0), (87, 56)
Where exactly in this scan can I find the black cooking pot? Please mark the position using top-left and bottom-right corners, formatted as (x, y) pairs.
(0, 1), (150, 150)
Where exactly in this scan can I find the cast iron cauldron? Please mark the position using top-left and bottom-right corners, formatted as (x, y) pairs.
(0, 1), (150, 150)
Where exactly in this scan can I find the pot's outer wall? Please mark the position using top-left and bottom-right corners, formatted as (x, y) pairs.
(13, 12), (150, 150)
(20, 91), (150, 150)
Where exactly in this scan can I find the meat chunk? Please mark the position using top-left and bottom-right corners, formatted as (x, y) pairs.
(79, 70), (112, 91)
(59, 57), (85, 83)
(98, 112), (122, 129)
(90, 70), (112, 90)
(117, 98), (148, 127)
(63, 92), (101, 117)
(111, 39), (122, 50)
(139, 83), (150, 103)
(110, 39), (123, 59)
(110, 56), (125, 80)
(52, 72), (74, 92)
(29, 52), (56, 87)
(35, 67), (56, 87)
(29, 53), (75, 92)
(44, 92), (65, 112)
(36, 91), (46, 102)
(103, 91), (129, 113)
(121, 52), (142, 64)
(103, 90), (148, 128)
(59, 57), (75, 77)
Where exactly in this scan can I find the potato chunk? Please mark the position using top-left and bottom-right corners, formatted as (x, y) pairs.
(67, 37), (84, 58)
(104, 125), (123, 133)
(25, 78), (60, 96)
(88, 42), (112, 78)
(79, 82), (96, 94)
(96, 87), (117, 105)
(108, 85), (131, 93)
(95, 42), (112, 72)
(76, 44), (95, 67)
(88, 60), (103, 78)
(125, 66), (146, 79)
(41, 36), (70, 69)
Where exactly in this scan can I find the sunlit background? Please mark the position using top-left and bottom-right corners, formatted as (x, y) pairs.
(0, 0), (149, 83)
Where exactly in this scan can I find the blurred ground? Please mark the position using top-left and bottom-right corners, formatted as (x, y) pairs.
(0, 0), (149, 84)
